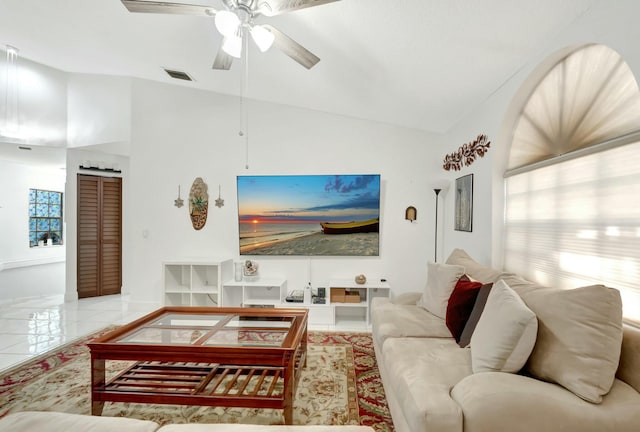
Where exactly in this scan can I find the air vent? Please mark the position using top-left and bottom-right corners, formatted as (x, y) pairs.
(18, 146), (32, 150)
(164, 69), (193, 81)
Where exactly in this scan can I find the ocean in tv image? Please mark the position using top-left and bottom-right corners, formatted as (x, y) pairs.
(237, 174), (381, 256)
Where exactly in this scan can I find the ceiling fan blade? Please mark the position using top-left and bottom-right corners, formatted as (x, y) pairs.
(257, 0), (340, 17)
(121, 0), (216, 17)
(262, 24), (319, 69)
(212, 47), (234, 70)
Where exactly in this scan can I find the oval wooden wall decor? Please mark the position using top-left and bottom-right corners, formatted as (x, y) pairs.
(189, 177), (209, 230)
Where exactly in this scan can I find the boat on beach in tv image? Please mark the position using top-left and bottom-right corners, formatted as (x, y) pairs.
(237, 174), (381, 256)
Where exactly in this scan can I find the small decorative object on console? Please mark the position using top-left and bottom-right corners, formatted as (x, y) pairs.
(243, 260), (259, 281)
(355, 274), (367, 284)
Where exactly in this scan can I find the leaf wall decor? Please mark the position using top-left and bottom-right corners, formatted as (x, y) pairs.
(443, 134), (491, 171)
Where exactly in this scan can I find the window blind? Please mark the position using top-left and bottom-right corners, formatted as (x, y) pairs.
(504, 140), (640, 322)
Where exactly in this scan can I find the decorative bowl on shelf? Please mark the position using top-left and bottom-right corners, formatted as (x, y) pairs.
(355, 274), (367, 284)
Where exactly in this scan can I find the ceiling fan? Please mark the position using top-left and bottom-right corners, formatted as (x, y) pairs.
(121, 0), (339, 70)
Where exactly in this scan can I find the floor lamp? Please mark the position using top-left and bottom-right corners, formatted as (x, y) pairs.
(432, 180), (449, 262)
(433, 188), (442, 262)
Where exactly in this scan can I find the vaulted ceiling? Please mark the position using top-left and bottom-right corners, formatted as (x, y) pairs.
(0, 0), (597, 135)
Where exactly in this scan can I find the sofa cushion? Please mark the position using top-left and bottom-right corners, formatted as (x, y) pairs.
(418, 262), (465, 319)
(471, 279), (538, 373)
(381, 337), (472, 432)
(458, 282), (493, 348)
(522, 284), (623, 403)
(446, 275), (483, 342)
(445, 248), (513, 283)
(371, 297), (452, 349)
(451, 372), (640, 432)
(0, 411), (159, 432)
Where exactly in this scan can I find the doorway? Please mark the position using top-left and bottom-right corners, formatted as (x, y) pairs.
(77, 174), (122, 298)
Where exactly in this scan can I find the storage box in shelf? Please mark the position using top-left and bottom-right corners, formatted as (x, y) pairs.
(345, 292), (361, 303)
(330, 287), (362, 303)
(330, 287), (346, 303)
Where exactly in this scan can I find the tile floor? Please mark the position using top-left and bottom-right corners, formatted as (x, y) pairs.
(0, 294), (160, 373)
(0, 294), (369, 374)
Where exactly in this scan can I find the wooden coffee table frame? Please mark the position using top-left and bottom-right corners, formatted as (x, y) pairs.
(88, 307), (308, 424)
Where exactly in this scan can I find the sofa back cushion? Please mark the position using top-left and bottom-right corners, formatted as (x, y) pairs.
(418, 262), (465, 319)
(446, 248), (513, 283)
(470, 279), (538, 373)
(522, 285), (623, 403)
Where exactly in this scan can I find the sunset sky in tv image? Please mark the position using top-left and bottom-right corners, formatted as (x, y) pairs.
(237, 175), (381, 224)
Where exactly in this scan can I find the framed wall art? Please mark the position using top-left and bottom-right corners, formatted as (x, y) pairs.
(455, 174), (473, 232)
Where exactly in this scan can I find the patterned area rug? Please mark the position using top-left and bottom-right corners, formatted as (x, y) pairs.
(0, 330), (393, 431)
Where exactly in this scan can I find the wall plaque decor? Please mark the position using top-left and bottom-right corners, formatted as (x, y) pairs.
(189, 177), (209, 230)
(455, 174), (473, 232)
(443, 134), (491, 171)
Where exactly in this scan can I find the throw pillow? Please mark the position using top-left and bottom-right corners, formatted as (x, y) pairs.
(522, 284), (623, 404)
(446, 275), (483, 342)
(470, 279), (538, 373)
(458, 282), (493, 348)
(418, 262), (465, 319)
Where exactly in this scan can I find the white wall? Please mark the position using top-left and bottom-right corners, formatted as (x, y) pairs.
(125, 79), (443, 302)
(0, 160), (66, 300)
(67, 73), (132, 153)
(439, 0), (640, 268)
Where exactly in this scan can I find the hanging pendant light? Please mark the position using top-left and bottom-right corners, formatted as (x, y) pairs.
(1, 45), (20, 139)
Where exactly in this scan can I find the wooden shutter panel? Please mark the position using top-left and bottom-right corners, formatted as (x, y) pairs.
(101, 177), (122, 295)
(77, 175), (122, 298)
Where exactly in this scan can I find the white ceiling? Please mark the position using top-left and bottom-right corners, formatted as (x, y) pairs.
(0, 0), (597, 136)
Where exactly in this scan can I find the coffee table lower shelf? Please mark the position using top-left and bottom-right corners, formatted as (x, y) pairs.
(92, 360), (300, 422)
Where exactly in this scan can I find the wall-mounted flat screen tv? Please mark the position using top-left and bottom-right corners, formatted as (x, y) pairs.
(237, 174), (381, 256)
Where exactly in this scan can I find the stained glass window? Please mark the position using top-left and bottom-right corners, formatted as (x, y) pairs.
(29, 188), (63, 247)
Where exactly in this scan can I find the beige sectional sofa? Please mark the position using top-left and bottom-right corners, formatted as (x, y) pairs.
(0, 411), (375, 432)
(371, 249), (640, 432)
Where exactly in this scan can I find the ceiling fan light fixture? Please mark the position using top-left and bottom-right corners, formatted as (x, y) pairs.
(222, 35), (243, 58)
(250, 25), (275, 52)
(214, 10), (240, 37)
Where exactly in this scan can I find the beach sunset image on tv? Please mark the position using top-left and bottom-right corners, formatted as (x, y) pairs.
(237, 174), (381, 256)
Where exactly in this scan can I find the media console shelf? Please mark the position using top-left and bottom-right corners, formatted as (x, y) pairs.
(221, 278), (288, 307)
(219, 277), (390, 328)
(328, 279), (391, 326)
(162, 260), (233, 306)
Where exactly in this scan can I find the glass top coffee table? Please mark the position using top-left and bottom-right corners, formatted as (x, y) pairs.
(88, 306), (308, 424)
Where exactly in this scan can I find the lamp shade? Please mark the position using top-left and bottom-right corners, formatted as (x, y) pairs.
(222, 35), (242, 58)
(432, 179), (451, 194)
(250, 25), (275, 52)
(215, 10), (240, 37)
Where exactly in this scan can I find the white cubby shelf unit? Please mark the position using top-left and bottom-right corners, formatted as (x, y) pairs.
(327, 279), (391, 326)
(162, 260), (233, 306)
(221, 278), (288, 308)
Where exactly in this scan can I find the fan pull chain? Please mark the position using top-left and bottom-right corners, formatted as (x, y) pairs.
(240, 32), (250, 170)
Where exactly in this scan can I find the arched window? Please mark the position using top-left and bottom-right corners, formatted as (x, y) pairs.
(504, 44), (640, 323)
